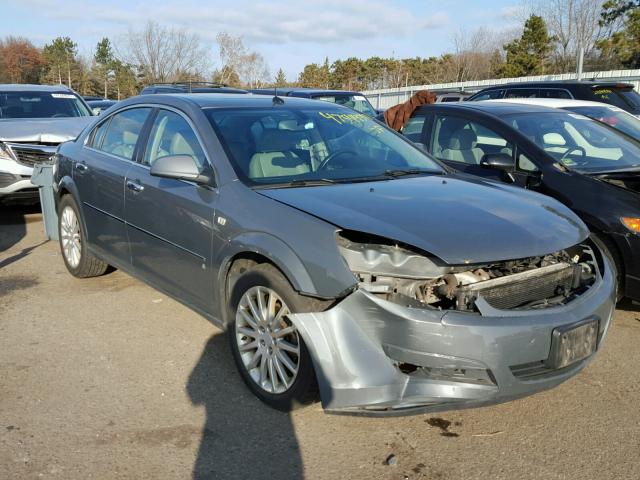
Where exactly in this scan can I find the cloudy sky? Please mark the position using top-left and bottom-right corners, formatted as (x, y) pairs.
(5, 0), (523, 79)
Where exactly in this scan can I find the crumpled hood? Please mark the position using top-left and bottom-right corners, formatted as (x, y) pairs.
(0, 117), (93, 143)
(259, 175), (589, 265)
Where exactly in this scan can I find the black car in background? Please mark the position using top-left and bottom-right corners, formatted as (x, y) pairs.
(468, 81), (640, 116)
(250, 88), (378, 116)
(140, 82), (248, 95)
(385, 102), (640, 300)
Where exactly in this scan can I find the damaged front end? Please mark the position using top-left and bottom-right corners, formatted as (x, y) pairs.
(289, 231), (616, 415)
(337, 231), (597, 314)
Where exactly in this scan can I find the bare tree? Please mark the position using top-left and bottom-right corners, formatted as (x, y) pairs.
(214, 32), (246, 85)
(450, 28), (516, 81)
(119, 21), (208, 83)
(239, 52), (270, 88)
(527, 0), (606, 71)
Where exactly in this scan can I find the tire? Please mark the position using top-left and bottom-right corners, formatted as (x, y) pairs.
(591, 232), (624, 302)
(227, 263), (319, 411)
(57, 194), (109, 278)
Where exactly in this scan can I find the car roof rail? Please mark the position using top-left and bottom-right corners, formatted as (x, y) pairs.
(145, 82), (230, 92)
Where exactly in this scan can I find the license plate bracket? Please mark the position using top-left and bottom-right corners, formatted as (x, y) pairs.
(548, 320), (599, 369)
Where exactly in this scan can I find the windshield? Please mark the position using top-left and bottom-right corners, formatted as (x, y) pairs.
(0, 91), (91, 119)
(565, 106), (640, 141)
(592, 87), (640, 111)
(506, 111), (640, 173)
(312, 94), (377, 116)
(206, 107), (444, 186)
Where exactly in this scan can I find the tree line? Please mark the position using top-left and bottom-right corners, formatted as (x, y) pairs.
(0, 0), (637, 97)
(297, 0), (640, 90)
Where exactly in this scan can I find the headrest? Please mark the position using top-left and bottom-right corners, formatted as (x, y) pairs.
(170, 131), (195, 156)
(448, 129), (477, 150)
(122, 130), (138, 145)
(542, 132), (566, 146)
(256, 129), (296, 152)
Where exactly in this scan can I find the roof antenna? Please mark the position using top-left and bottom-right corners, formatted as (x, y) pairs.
(273, 86), (284, 105)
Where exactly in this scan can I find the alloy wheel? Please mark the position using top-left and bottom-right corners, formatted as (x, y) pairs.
(235, 286), (301, 394)
(60, 206), (82, 268)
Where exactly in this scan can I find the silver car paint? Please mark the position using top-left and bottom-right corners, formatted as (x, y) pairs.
(0, 117), (93, 143)
(54, 94), (616, 414)
(291, 253), (615, 413)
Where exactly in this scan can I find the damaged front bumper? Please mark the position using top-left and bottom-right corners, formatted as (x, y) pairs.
(290, 255), (616, 416)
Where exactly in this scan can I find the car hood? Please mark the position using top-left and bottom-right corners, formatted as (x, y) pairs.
(258, 175), (588, 265)
(0, 117), (93, 143)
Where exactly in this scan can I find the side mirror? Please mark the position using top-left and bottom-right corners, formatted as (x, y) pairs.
(150, 155), (214, 186)
(480, 153), (515, 172)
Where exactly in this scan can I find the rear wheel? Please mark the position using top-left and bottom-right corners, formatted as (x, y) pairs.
(58, 195), (108, 278)
(227, 263), (318, 411)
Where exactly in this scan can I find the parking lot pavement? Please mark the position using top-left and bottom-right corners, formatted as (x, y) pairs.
(1, 209), (640, 480)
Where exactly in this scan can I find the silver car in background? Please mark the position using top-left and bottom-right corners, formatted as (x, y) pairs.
(0, 84), (93, 203)
(53, 94), (615, 415)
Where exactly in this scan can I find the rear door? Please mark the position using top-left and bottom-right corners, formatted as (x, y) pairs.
(75, 107), (151, 265)
(124, 107), (217, 311)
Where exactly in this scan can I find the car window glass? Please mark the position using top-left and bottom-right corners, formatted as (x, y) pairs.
(567, 105), (640, 140)
(90, 119), (110, 148)
(539, 89), (572, 99)
(401, 115), (427, 142)
(592, 87), (638, 110)
(518, 153), (539, 172)
(431, 115), (513, 165)
(144, 110), (206, 167)
(100, 108), (151, 160)
(207, 108), (443, 185)
(472, 90), (503, 101)
(507, 111), (640, 172)
(505, 89), (539, 98)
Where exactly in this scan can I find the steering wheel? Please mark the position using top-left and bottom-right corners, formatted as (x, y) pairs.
(317, 150), (358, 171)
(559, 146), (586, 163)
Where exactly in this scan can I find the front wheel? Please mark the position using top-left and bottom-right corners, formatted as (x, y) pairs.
(227, 263), (319, 411)
(58, 195), (108, 278)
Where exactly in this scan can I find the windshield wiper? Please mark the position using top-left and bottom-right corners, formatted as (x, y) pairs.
(383, 168), (441, 177)
(255, 178), (338, 189)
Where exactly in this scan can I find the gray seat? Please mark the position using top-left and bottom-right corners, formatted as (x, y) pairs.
(249, 130), (310, 179)
(441, 129), (484, 164)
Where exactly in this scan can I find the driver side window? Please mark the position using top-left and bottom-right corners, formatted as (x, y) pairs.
(143, 110), (207, 168)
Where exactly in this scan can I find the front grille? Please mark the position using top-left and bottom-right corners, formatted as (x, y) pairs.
(7, 143), (56, 167)
(510, 360), (577, 380)
(458, 263), (578, 310)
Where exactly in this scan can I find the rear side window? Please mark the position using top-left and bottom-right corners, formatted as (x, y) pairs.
(539, 89), (572, 99)
(90, 119), (110, 148)
(505, 89), (539, 98)
(99, 108), (151, 161)
(471, 89), (504, 101)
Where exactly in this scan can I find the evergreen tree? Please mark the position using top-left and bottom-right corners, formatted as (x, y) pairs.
(498, 15), (554, 77)
(274, 68), (287, 86)
(598, 1), (640, 68)
(42, 36), (77, 86)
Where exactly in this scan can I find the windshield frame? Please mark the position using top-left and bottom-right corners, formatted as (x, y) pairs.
(503, 110), (640, 174)
(0, 90), (92, 119)
(204, 105), (446, 188)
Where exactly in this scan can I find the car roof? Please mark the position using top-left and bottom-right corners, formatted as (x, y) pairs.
(130, 92), (350, 110)
(485, 98), (621, 109)
(475, 80), (633, 90)
(0, 83), (76, 93)
(418, 101), (561, 116)
(251, 88), (363, 96)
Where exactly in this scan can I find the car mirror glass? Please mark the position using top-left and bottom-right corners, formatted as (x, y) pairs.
(150, 154), (214, 186)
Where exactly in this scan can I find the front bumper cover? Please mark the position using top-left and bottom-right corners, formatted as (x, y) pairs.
(290, 255), (616, 415)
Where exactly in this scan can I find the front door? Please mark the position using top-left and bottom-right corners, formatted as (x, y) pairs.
(124, 108), (216, 311)
(73, 107), (151, 265)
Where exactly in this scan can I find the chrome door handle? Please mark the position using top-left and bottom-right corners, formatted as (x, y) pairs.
(126, 180), (144, 193)
(75, 163), (88, 172)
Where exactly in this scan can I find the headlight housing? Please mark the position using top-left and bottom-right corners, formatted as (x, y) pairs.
(0, 142), (16, 162)
(621, 217), (640, 234)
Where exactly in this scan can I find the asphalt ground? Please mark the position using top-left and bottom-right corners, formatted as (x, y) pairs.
(1, 207), (639, 479)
